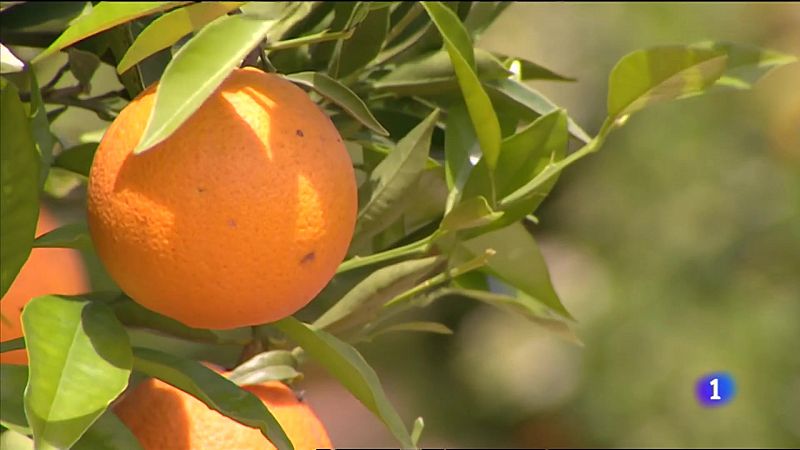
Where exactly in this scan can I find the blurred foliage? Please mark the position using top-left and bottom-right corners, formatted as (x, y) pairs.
(330, 2), (800, 447)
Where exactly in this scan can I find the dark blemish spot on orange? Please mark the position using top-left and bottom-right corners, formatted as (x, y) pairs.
(300, 252), (315, 264)
(197, 187), (206, 193)
(228, 219), (237, 228)
(296, 129), (304, 137)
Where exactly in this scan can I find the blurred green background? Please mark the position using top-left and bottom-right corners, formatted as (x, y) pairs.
(301, 3), (800, 448)
(34, 2), (799, 448)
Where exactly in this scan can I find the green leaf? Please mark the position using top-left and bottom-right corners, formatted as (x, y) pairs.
(72, 410), (143, 450)
(0, 337), (25, 353)
(373, 48), (510, 95)
(32, 222), (91, 250)
(428, 286), (580, 344)
(131, 347), (293, 450)
(31, 2), (188, 63)
(117, 2), (245, 74)
(274, 317), (414, 448)
(134, 14), (272, 154)
(495, 109), (567, 198)
(25, 72), (56, 188)
(111, 296), (251, 346)
(462, 1), (511, 38)
(0, 429), (33, 450)
(485, 78), (591, 143)
(68, 48), (100, 92)
(367, 321), (453, 340)
(607, 45), (727, 120)
(460, 222), (572, 319)
(411, 416), (425, 448)
(330, 5), (390, 78)
(53, 142), (97, 177)
(443, 100), (478, 211)
(0, 2), (88, 35)
(0, 44), (24, 73)
(22, 296), (132, 450)
(481, 110), (568, 224)
(353, 109), (439, 247)
(284, 71), (388, 136)
(266, 29), (354, 51)
(460, 109), (568, 223)
(440, 195), (503, 232)
(0, 364), (29, 434)
(310, 2), (369, 66)
(496, 52), (576, 81)
(694, 41), (798, 89)
(105, 25), (146, 98)
(422, 1), (502, 172)
(314, 256), (442, 333)
(0, 79), (39, 299)
(228, 350), (301, 385)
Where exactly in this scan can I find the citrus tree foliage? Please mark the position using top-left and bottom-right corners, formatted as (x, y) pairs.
(0, 2), (795, 448)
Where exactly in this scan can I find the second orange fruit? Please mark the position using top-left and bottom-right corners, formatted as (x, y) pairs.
(87, 68), (358, 329)
(114, 377), (333, 450)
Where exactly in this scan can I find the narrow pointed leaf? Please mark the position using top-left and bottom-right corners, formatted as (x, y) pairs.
(314, 256), (441, 332)
(695, 41), (798, 89)
(354, 110), (439, 245)
(330, 5), (390, 78)
(443, 100), (478, 211)
(228, 350), (300, 385)
(117, 2), (245, 74)
(0, 44), (24, 73)
(274, 317), (414, 448)
(0, 337), (25, 354)
(32, 222), (91, 250)
(479, 110), (568, 224)
(131, 347), (293, 450)
(427, 287), (580, 344)
(607, 45), (727, 120)
(440, 195), (503, 232)
(72, 410), (143, 450)
(485, 78), (590, 143)
(53, 143), (97, 177)
(25, 72), (56, 188)
(266, 29), (354, 51)
(494, 109), (568, 199)
(32, 2), (188, 63)
(0, 429), (33, 449)
(112, 296), (251, 346)
(0, 364), (29, 434)
(285, 71), (388, 135)
(0, 79), (39, 298)
(496, 52), (575, 81)
(411, 416), (425, 448)
(460, 222), (572, 319)
(373, 48), (510, 95)
(462, 1), (511, 38)
(368, 321), (453, 340)
(68, 48), (101, 91)
(134, 14), (272, 154)
(423, 1), (501, 172)
(22, 296), (132, 450)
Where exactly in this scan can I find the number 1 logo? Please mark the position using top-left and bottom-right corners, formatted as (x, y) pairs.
(696, 372), (735, 407)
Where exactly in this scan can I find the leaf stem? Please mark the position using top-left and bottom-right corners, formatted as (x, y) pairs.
(336, 234), (435, 274)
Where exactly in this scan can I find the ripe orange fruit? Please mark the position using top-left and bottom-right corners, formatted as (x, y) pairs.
(0, 207), (89, 365)
(114, 377), (333, 450)
(87, 67), (358, 329)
